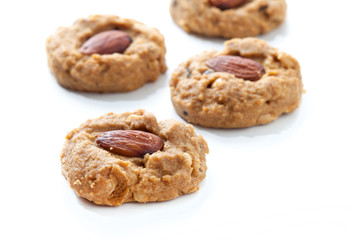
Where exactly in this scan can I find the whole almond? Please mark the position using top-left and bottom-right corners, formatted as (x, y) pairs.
(206, 55), (265, 81)
(96, 130), (163, 157)
(79, 30), (132, 55)
(209, 0), (247, 10)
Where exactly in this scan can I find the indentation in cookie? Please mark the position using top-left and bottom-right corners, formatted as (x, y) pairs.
(202, 69), (215, 75)
(258, 5), (270, 19)
(216, 96), (226, 105)
(98, 64), (110, 74)
(186, 67), (192, 78)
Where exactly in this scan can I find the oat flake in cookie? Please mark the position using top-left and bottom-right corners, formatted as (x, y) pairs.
(61, 110), (208, 206)
(170, 38), (303, 128)
(170, 0), (287, 38)
(46, 15), (167, 93)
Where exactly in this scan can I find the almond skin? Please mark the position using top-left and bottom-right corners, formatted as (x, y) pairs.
(79, 30), (132, 55)
(96, 130), (163, 157)
(209, 0), (247, 10)
(206, 55), (265, 81)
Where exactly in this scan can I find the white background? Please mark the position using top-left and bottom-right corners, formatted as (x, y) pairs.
(1, 0), (359, 239)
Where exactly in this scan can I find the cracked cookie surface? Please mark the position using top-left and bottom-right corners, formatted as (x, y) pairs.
(170, 0), (286, 38)
(61, 110), (208, 206)
(170, 38), (303, 128)
(46, 15), (167, 93)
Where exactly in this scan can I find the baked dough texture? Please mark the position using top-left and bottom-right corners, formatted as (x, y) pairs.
(46, 15), (167, 92)
(170, 0), (287, 38)
(61, 110), (208, 206)
(170, 38), (303, 128)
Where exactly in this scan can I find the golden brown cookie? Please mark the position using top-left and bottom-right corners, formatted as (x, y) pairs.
(46, 15), (167, 93)
(61, 110), (208, 206)
(170, 0), (287, 38)
(170, 38), (303, 128)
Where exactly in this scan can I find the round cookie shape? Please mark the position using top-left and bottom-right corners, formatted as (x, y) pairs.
(46, 15), (167, 93)
(61, 109), (208, 206)
(170, 38), (303, 128)
(170, 0), (287, 38)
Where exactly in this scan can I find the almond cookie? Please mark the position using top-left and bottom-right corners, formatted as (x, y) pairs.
(46, 15), (167, 93)
(170, 38), (303, 128)
(170, 0), (286, 38)
(61, 110), (208, 206)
